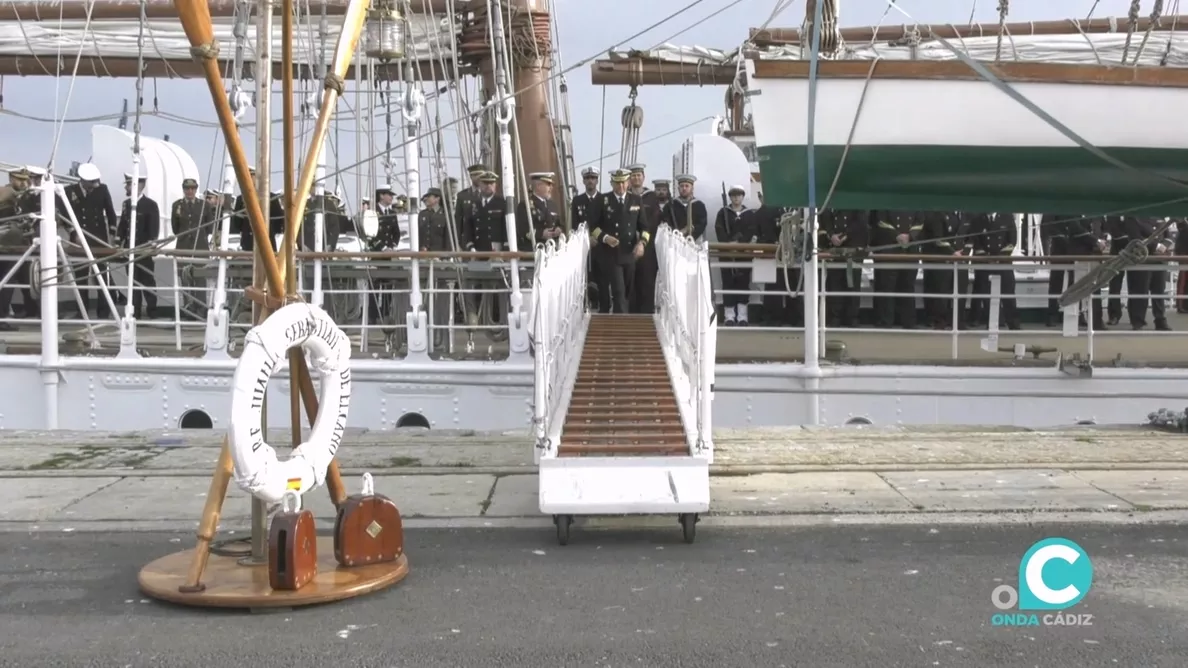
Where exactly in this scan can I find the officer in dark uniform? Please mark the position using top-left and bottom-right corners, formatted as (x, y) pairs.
(461, 171), (507, 322)
(1104, 215), (1129, 325)
(919, 211), (972, 329)
(368, 183), (403, 251)
(633, 176), (670, 313)
(1042, 213), (1070, 326)
(0, 167), (35, 327)
(968, 211), (1021, 330)
(230, 167), (284, 253)
(630, 170), (665, 314)
(571, 166), (603, 309)
(171, 177), (212, 318)
(416, 187), (452, 347)
(516, 172), (562, 247)
(301, 190), (345, 253)
(171, 178), (207, 251)
(869, 210), (921, 328)
(714, 185), (757, 325)
(118, 173), (161, 319)
(418, 188), (451, 252)
(461, 171), (507, 252)
(61, 163), (119, 318)
(590, 169), (648, 314)
(364, 183), (405, 327)
(660, 174), (708, 241)
(1124, 216), (1172, 330)
(820, 209), (870, 328)
(453, 163), (488, 239)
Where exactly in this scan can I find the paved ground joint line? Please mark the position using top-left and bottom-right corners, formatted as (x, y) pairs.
(1068, 470), (1145, 508)
(875, 472), (923, 510)
(55, 477), (125, 514)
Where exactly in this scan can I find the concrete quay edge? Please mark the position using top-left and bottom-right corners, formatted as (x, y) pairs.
(4, 461), (1188, 478)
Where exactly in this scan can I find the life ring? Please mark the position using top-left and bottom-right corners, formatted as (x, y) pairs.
(229, 302), (352, 505)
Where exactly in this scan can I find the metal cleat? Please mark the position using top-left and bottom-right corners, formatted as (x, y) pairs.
(1056, 351), (1093, 377)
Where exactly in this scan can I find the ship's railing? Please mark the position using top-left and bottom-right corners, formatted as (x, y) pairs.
(655, 224), (715, 458)
(0, 243), (547, 359)
(529, 225), (589, 453)
(708, 242), (1188, 363)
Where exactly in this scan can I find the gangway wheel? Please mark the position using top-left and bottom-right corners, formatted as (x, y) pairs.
(554, 514), (574, 545)
(679, 513), (698, 544)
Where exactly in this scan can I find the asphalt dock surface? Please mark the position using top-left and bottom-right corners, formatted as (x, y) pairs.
(0, 524), (1185, 667)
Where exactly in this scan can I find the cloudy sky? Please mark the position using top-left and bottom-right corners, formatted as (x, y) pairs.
(1, 0), (1137, 210)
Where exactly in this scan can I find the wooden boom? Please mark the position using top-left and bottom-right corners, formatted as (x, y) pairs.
(750, 15), (1188, 45)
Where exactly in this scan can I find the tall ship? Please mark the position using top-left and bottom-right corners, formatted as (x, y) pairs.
(0, 0), (1186, 437)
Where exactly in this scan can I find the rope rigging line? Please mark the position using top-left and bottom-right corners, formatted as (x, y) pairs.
(322, 0), (717, 184)
(46, 0), (97, 171)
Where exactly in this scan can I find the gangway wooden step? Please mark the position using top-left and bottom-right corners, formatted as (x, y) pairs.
(559, 314), (687, 457)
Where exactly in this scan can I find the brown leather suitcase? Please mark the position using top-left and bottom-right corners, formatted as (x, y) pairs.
(268, 492), (318, 591)
(334, 473), (404, 567)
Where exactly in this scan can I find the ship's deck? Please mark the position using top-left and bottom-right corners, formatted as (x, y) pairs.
(3, 310), (1188, 366)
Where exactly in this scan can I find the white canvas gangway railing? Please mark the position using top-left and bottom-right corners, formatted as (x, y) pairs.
(530, 223), (590, 463)
(654, 223), (716, 461)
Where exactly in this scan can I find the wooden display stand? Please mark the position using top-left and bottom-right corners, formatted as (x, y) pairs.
(138, 0), (408, 609)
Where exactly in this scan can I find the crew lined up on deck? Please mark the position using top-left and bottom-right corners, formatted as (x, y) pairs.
(2, 163), (1187, 334)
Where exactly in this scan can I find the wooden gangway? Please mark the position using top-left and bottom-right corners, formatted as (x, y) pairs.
(560, 314), (686, 457)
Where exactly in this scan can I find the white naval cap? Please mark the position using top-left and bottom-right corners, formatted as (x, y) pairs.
(76, 163), (101, 181)
(626, 163), (646, 174)
(581, 166), (600, 177)
(529, 172), (555, 184)
(675, 174), (697, 184)
(728, 184), (746, 194)
(25, 165), (47, 177)
(124, 171), (147, 181)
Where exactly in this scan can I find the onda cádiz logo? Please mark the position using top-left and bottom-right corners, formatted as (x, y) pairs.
(991, 537), (1094, 628)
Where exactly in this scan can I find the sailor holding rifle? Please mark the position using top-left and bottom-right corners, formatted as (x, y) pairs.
(660, 174), (708, 242)
(714, 185), (757, 326)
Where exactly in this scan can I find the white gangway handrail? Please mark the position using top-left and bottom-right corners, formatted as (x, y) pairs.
(531, 224), (590, 459)
(654, 223), (715, 460)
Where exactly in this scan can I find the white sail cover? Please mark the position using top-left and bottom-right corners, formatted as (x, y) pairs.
(607, 32), (1188, 70)
(0, 15), (453, 63)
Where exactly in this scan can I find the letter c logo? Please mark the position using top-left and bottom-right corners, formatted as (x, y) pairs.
(1018, 538), (1093, 611)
